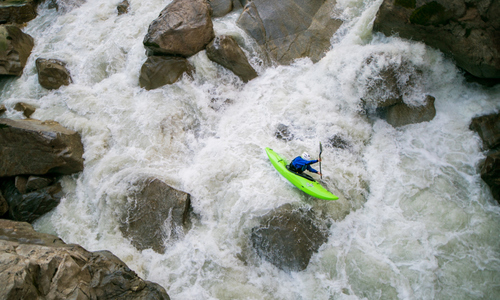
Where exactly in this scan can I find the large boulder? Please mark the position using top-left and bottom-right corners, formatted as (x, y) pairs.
(206, 35), (258, 82)
(377, 95), (436, 127)
(0, 219), (170, 300)
(139, 56), (194, 90)
(120, 178), (192, 254)
(143, 0), (215, 57)
(0, 118), (84, 177)
(0, 0), (39, 24)
(237, 0), (342, 65)
(251, 204), (328, 272)
(0, 25), (34, 76)
(373, 0), (500, 79)
(35, 58), (73, 90)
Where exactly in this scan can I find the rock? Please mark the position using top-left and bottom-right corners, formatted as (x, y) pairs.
(237, 0), (342, 65)
(275, 123), (294, 141)
(378, 95), (436, 127)
(117, 0), (129, 15)
(210, 0), (233, 17)
(0, 25), (34, 76)
(481, 152), (500, 202)
(26, 175), (54, 193)
(0, 0), (39, 24)
(0, 219), (170, 300)
(139, 56), (194, 90)
(120, 178), (192, 254)
(251, 204), (328, 272)
(327, 135), (351, 150)
(0, 118), (84, 177)
(0, 104), (5, 115)
(373, 0), (500, 79)
(35, 58), (73, 90)
(1, 178), (63, 223)
(14, 102), (36, 118)
(143, 0), (215, 57)
(206, 35), (258, 82)
(0, 190), (7, 216)
(470, 112), (500, 151)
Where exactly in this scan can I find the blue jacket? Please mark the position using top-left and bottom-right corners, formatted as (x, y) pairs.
(290, 156), (319, 173)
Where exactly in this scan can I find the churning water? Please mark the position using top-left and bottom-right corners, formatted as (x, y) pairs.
(2, 0), (500, 299)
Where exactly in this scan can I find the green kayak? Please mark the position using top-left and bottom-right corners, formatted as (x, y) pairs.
(265, 147), (339, 200)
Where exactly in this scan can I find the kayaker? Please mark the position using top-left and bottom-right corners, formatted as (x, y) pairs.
(289, 152), (322, 176)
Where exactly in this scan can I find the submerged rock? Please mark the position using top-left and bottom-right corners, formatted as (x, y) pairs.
(143, 0), (214, 57)
(373, 0), (500, 79)
(274, 123), (294, 142)
(36, 58), (73, 90)
(0, 25), (34, 76)
(0, 219), (170, 300)
(377, 95), (436, 127)
(237, 0), (342, 65)
(120, 178), (192, 254)
(0, 118), (84, 177)
(117, 0), (129, 15)
(206, 35), (257, 82)
(251, 204), (328, 272)
(139, 56), (194, 90)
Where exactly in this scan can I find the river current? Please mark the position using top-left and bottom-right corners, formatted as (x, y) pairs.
(2, 0), (500, 299)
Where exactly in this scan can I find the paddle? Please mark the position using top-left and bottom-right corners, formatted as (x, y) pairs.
(319, 142), (323, 179)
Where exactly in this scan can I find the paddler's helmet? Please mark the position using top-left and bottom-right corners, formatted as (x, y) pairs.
(301, 152), (311, 160)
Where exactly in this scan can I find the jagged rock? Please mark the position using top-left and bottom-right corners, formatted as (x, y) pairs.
(275, 123), (294, 141)
(0, 25), (34, 76)
(0, 118), (84, 177)
(117, 0), (129, 15)
(251, 204), (328, 272)
(373, 0), (500, 79)
(120, 178), (192, 254)
(377, 95), (436, 127)
(1, 177), (63, 223)
(206, 35), (257, 82)
(470, 112), (500, 151)
(14, 102), (36, 118)
(139, 56), (194, 90)
(237, 0), (342, 65)
(35, 58), (72, 90)
(0, 0), (39, 24)
(0, 219), (170, 300)
(143, 0), (214, 57)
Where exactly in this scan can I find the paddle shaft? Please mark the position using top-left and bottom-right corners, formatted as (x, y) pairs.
(319, 142), (323, 179)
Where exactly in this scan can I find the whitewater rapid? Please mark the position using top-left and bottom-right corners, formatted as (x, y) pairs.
(1, 0), (499, 299)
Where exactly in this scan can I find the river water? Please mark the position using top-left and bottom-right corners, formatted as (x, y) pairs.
(2, 0), (500, 299)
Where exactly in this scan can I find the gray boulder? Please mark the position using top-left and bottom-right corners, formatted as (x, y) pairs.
(0, 118), (84, 177)
(237, 0), (342, 65)
(120, 178), (192, 254)
(35, 58), (73, 90)
(0, 25), (34, 76)
(0, 0), (39, 24)
(373, 0), (500, 79)
(143, 0), (215, 57)
(206, 35), (258, 82)
(139, 56), (194, 90)
(0, 219), (170, 300)
(251, 204), (328, 272)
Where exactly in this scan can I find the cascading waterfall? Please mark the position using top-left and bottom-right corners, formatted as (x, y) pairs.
(1, 0), (499, 299)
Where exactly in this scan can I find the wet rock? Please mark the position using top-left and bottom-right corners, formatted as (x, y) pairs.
(237, 0), (342, 65)
(206, 35), (257, 82)
(35, 58), (73, 90)
(481, 152), (500, 202)
(327, 135), (351, 150)
(275, 123), (294, 141)
(377, 95), (436, 127)
(0, 0), (39, 24)
(1, 177), (63, 223)
(210, 0), (232, 17)
(117, 0), (129, 15)
(120, 178), (192, 254)
(470, 112), (500, 151)
(14, 102), (36, 118)
(0, 219), (171, 300)
(0, 104), (6, 115)
(0, 118), (84, 177)
(0, 190), (7, 216)
(0, 25), (34, 76)
(251, 204), (328, 272)
(139, 56), (194, 90)
(373, 0), (500, 79)
(143, 0), (214, 57)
